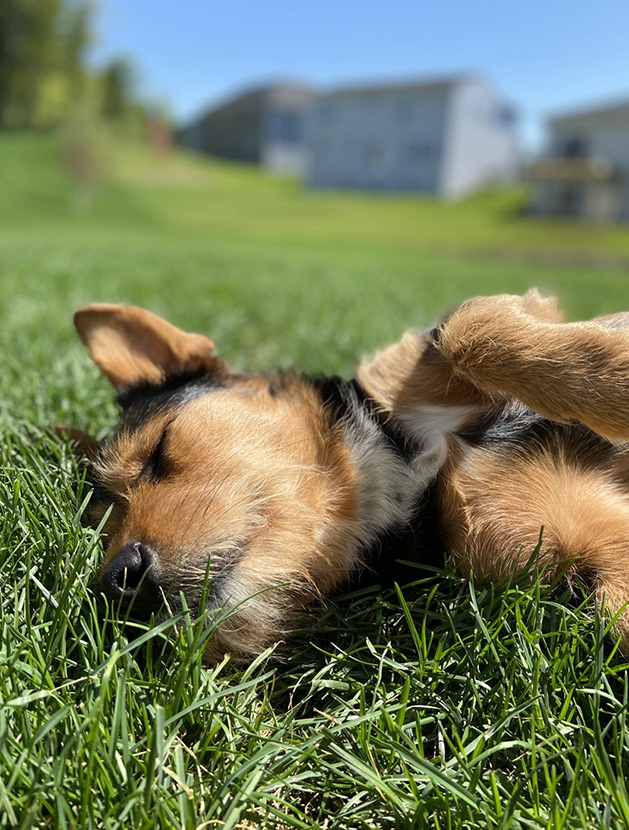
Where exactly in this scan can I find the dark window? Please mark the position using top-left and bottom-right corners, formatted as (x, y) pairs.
(494, 105), (515, 129)
(407, 140), (435, 163)
(265, 111), (304, 144)
(560, 136), (587, 158)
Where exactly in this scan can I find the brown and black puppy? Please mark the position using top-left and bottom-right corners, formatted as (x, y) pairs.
(73, 291), (629, 662)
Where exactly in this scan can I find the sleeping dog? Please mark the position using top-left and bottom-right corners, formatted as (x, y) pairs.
(73, 291), (629, 661)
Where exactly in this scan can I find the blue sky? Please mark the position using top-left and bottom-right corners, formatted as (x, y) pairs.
(91, 1), (629, 151)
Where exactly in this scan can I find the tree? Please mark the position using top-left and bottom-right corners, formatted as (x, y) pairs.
(0, 0), (90, 128)
(100, 58), (135, 122)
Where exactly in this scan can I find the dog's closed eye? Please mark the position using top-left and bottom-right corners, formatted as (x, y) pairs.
(143, 426), (171, 483)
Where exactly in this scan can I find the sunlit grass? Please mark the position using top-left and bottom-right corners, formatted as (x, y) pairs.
(1, 132), (629, 828)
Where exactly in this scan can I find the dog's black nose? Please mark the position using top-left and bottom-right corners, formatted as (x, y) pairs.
(100, 542), (162, 615)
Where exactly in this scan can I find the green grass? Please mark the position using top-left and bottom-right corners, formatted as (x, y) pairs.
(1, 131), (629, 828)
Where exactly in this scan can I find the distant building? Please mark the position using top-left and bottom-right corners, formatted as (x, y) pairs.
(306, 76), (518, 197)
(178, 83), (313, 174)
(529, 99), (629, 222)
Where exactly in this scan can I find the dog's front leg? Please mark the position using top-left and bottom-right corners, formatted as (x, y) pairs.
(437, 291), (629, 443)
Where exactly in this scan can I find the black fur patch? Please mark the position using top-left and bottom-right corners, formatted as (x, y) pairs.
(315, 375), (443, 584)
(459, 401), (615, 469)
(315, 375), (416, 464)
(116, 372), (225, 434)
(356, 479), (445, 587)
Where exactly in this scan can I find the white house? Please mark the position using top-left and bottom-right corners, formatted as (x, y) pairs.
(306, 76), (518, 198)
(529, 99), (629, 222)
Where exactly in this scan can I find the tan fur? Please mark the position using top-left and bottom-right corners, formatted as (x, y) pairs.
(356, 291), (562, 435)
(94, 379), (363, 660)
(437, 441), (629, 650)
(440, 440), (629, 576)
(74, 292), (629, 660)
(74, 304), (224, 389)
(359, 290), (629, 653)
(437, 292), (629, 441)
(357, 331), (490, 429)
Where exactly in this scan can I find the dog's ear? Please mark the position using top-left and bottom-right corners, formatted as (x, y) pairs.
(74, 304), (225, 390)
(53, 425), (102, 462)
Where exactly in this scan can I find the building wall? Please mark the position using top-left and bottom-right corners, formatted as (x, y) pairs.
(178, 79), (519, 196)
(178, 85), (313, 173)
(551, 116), (629, 167)
(179, 93), (264, 163)
(306, 87), (450, 193)
(307, 80), (517, 196)
(260, 87), (313, 174)
(543, 112), (629, 221)
(440, 81), (519, 199)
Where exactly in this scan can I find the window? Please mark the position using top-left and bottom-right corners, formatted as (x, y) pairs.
(560, 136), (588, 158)
(363, 140), (385, 165)
(407, 139), (435, 163)
(493, 105), (516, 129)
(265, 111), (304, 144)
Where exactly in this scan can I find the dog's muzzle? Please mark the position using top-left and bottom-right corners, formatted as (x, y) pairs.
(100, 541), (163, 617)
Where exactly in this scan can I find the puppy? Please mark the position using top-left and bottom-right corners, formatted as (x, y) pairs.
(73, 291), (629, 661)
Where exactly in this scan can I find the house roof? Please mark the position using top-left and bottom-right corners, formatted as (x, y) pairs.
(550, 98), (629, 125)
(318, 74), (482, 98)
(182, 81), (313, 127)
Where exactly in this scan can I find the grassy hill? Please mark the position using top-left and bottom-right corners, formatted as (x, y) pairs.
(1, 132), (629, 828)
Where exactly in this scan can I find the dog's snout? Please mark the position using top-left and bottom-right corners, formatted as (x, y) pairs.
(100, 542), (162, 615)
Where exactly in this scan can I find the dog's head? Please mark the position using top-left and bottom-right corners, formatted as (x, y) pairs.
(74, 305), (430, 660)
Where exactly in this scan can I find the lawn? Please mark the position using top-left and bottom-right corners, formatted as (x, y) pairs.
(1, 131), (629, 828)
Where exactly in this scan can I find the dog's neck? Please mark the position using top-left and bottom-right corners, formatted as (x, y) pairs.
(318, 378), (448, 580)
